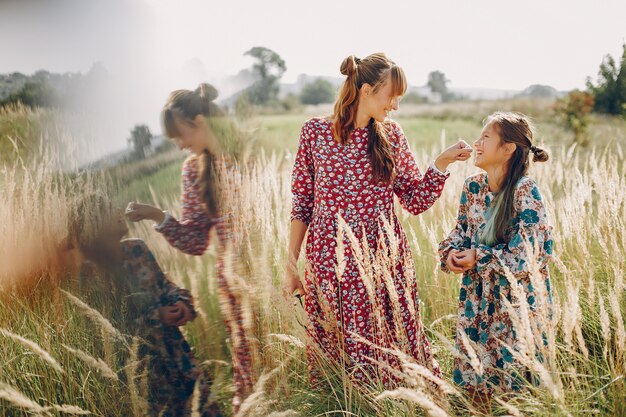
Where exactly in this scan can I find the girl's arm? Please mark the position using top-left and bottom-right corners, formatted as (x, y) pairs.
(123, 239), (197, 328)
(439, 178), (472, 273)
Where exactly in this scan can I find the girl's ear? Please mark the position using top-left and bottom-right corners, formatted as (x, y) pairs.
(360, 83), (372, 97)
(504, 142), (517, 156)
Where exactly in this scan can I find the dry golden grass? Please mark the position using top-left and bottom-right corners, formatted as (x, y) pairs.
(1, 107), (625, 416)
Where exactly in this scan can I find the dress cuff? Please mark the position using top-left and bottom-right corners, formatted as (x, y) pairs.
(154, 211), (172, 231)
(430, 162), (450, 176)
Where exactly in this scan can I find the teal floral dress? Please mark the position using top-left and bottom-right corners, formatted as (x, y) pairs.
(438, 173), (554, 393)
(78, 239), (222, 417)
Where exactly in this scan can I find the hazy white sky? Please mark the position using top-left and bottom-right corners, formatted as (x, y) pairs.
(2, 0), (625, 89)
(1, 0), (625, 156)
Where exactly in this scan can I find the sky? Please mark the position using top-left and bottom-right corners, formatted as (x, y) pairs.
(1, 0), (625, 156)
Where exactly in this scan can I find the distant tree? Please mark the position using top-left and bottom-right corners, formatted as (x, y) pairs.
(554, 90), (595, 146)
(517, 84), (560, 98)
(300, 79), (335, 105)
(127, 124), (153, 159)
(244, 47), (286, 105)
(427, 70), (455, 102)
(586, 43), (626, 117)
(0, 81), (57, 108)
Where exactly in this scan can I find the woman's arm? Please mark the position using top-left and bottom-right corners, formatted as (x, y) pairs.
(285, 121), (315, 296)
(391, 122), (471, 215)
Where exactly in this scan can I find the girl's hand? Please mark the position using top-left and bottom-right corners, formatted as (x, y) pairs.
(435, 140), (473, 172)
(125, 202), (165, 223)
(283, 263), (306, 303)
(159, 301), (193, 326)
(446, 249), (466, 274)
(452, 249), (477, 271)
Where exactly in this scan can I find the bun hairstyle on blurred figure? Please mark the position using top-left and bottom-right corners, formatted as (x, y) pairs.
(161, 83), (223, 218)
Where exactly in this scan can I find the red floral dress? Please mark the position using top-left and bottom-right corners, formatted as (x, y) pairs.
(155, 155), (254, 400)
(291, 117), (448, 385)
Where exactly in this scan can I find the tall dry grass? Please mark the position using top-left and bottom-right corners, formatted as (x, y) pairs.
(1, 105), (625, 416)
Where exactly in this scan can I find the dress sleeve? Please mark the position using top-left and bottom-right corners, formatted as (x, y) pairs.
(439, 178), (472, 273)
(290, 120), (315, 226)
(155, 157), (214, 256)
(391, 122), (450, 215)
(123, 239), (198, 328)
(474, 179), (554, 283)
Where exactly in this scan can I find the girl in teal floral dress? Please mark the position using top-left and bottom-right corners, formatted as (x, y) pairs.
(69, 194), (223, 417)
(438, 112), (554, 405)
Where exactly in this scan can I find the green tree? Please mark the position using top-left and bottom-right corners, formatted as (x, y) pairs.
(244, 47), (286, 105)
(127, 124), (153, 159)
(0, 81), (57, 108)
(300, 79), (335, 105)
(554, 90), (595, 146)
(427, 70), (455, 102)
(586, 43), (626, 117)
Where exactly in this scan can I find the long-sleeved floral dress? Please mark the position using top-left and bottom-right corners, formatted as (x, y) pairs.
(438, 173), (554, 393)
(78, 239), (222, 416)
(291, 117), (448, 385)
(154, 155), (254, 401)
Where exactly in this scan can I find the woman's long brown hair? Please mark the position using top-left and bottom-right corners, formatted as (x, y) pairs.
(332, 53), (407, 183)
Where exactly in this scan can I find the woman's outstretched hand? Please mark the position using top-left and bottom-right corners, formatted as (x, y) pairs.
(435, 140), (473, 172)
(125, 202), (165, 224)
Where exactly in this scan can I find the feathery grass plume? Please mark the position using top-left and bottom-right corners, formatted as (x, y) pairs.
(268, 333), (305, 349)
(0, 381), (50, 415)
(376, 387), (450, 417)
(190, 378), (202, 417)
(44, 404), (92, 415)
(61, 289), (124, 342)
(266, 411), (299, 417)
(0, 327), (64, 374)
(124, 336), (150, 417)
(62, 344), (119, 381)
(598, 291), (611, 361)
(608, 288), (625, 359)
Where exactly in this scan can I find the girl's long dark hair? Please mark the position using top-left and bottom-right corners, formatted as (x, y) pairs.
(480, 112), (549, 246)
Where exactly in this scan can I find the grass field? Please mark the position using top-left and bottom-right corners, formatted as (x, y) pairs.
(1, 102), (625, 416)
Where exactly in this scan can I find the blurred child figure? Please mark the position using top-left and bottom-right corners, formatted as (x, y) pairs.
(68, 193), (223, 417)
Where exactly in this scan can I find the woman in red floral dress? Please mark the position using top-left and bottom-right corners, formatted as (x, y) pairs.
(125, 84), (253, 412)
(284, 53), (472, 385)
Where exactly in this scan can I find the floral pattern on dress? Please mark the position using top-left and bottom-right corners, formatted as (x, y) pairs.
(155, 155), (254, 400)
(439, 173), (554, 393)
(291, 117), (448, 385)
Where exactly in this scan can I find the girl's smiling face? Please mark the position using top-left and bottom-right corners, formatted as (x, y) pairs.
(473, 121), (515, 170)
